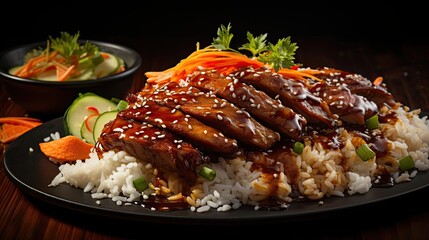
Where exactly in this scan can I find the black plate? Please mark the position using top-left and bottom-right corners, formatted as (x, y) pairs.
(3, 117), (429, 224)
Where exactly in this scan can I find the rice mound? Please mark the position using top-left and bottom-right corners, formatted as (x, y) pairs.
(48, 105), (429, 212)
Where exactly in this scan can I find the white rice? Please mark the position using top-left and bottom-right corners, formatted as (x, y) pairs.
(48, 105), (429, 212)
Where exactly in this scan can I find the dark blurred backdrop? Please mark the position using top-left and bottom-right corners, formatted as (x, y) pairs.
(0, 3), (427, 76)
(1, 3), (426, 48)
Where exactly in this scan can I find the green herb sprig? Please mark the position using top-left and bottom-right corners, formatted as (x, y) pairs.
(211, 23), (299, 71)
(49, 32), (99, 63)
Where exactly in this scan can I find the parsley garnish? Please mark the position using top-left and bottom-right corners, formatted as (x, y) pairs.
(49, 32), (99, 63)
(239, 32), (268, 57)
(212, 23), (299, 71)
(212, 23), (235, 52)
(257, 37), (298, 71)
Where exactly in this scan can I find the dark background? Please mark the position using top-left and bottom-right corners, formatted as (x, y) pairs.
(1, 3), (427, 52)
(1, 3), (428, 88)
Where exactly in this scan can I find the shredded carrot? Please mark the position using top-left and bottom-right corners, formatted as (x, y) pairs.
(56, 64), (76, 81)
(373, 76), (383, 86)
(0, 117), (42, 143)
(14, 51), (59, 78)
(101, 52), (110, 59)
(278, 68), (323, 82)
(39, 135), (93, 163)
(145, 47), (265, 84)
(145, 46), (323, 84)
(116, 65), (126, 73)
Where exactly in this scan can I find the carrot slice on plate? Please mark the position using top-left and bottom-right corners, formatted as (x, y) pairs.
(0, 123), (33, 143)
(0, 117), (42, 143)
(39, 135), (94, 164)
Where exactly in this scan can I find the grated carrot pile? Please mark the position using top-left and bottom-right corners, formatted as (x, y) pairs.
(39, 135), (93, 164)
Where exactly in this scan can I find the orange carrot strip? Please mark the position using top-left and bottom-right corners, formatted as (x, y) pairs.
(0, 123), (33, 143)
(0, 117), (42, 128)
(278, 68), (323, 82)
(116, 65), (126, 73)
(373, 76), (383, 86)
(0, 117), (42, 122)
(57, 65), (76, 81)
(15, 51), (59, 78)
(144, 46), (325, 86)
(145, 47), (265, 84)
(39, 135), (94, 163)
(101, 52), (110, 59)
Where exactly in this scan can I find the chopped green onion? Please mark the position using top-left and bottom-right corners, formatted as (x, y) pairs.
(91, 52), (104, 66)
(199, 166), (216, 181)
(116, 100), (128, 111)
(133, 176), (149, 192)
(293, 141), (304, 154)
(366, 114), (379, 130)
(399, 155), (415, 171)
(356, 144), (375, 161)
(110, 97), (122, 104)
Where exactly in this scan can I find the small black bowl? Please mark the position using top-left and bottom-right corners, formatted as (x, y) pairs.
(0, 40), (142, 118)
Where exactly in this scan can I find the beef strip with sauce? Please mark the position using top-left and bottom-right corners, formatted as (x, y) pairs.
(187, 69), (307, 141)
(235, 67), (339, 128)
(96, 114), (207, 186)
(314, 68), (396, 108)
(311, 81), (378, 125)
(120, 93), (240, 156)
(141, 82), (280, 150)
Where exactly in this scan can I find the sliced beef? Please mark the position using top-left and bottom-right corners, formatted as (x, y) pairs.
(121, 92), (239, 156)
(187, 70), (307, 140)
(141, 82), (280, 150)
(97, 115), (207, 186)
(311, 82), (378, 125)
(235, 67), (339, 127)
(314, 68), (396, 108)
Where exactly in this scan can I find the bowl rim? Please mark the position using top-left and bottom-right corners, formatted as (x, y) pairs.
(0, 40), (142, 86)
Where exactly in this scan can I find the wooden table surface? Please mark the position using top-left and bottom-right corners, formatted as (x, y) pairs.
(1, 17), (429, 239)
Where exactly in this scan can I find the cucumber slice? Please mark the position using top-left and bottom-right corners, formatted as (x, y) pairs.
(35, 68), (57, 81)
(9, 66), (21, 75)
(93, 110), (119, 143)
(80, 114), (98, 144)
(64, 93), (117, 138)
(94, 53), (119, 78)
(69, 69), (96, 80)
